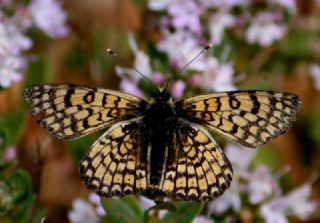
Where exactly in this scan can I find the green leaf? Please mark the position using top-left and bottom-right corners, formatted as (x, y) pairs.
(0, 110), (24, 146)
(253, 146), (278, 170)
(0, 128), (10, 150)
(11, 195), (36, 222)
(101, 197), (143, 223)
(8, 170), (32, 203)
(159, 201), (204, 223)
(67, 134), (96, 163)
(132, 0), (146, 7)
(24, 57), (47, 86)
(309, 106), (320, 146)
(0, 170), (35, 221)
(119, 196), (143, 218)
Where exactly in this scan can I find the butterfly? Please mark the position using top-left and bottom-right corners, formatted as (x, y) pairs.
(23, 83), (301, 201)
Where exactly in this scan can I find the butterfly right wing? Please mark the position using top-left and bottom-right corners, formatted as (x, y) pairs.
(23, 84), (147, 140)
(79, 118), (147, 197)
(175, 91), (301, 148)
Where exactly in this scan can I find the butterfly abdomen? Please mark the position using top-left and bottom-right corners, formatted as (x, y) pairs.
(142, 100), (177, 186)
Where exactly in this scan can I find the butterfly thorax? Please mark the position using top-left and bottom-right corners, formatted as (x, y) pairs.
(142, 90), (178, 186)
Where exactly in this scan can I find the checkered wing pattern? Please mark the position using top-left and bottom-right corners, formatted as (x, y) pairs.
(79, 118), (147, 197)
(176, 91), (301, 148)
(160, 124), (233, 201)
(23, 84), (145, 140)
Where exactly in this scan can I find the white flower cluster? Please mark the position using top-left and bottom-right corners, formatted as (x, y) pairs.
(149, 0), (294, 46)
(116, 0), (296, 97)
(208, 144), (316, 223)
(0, 0), (69, 88)
(68, 193), (105, 223)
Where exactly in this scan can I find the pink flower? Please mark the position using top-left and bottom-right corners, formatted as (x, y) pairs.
(148, 0), (171, 11)
(0, 0), (11, 6)
(224, 143), (256, 172)
(0, 20), (32, 87)
(246, 12), (287, 46)
(139, 196), (155, 210)
(0, 24), (10, 55)
(209, 12), (235, 44)
(170, 80), (185, 98)
(246, 166), (274, 204)
(188, 73), (202, 87)
(128, 34), (152, 80)
(260, 181), (316, 222)
(160, 16), (171, 29)
(4, 147), (17, 161)
(116, 35), (153, 86)
(29, 0), (69, 38)
(201, 57), (237, 92)
(119, 79), (145, 98)
(5, 21), (32, 55)
(310, 63), (320, 91)
(208, 179), (241, 214)
(0, 56), (24, 87)
(260, 197), (288, 223)
(208, 177), (241, 214)
(157, 31), (206, 72)
(192, 215), (213, 223)
(68, 199), (99, 223)
(152, 72), (166, 85)
(89, 193), (106, 216)
(168, 0), (203, 34)
(285, 182), (317, 220)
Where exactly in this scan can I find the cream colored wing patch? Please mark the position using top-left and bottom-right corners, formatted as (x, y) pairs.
(23, 84), (145, 140)
(79, 118), (147, 197)
(176, 91), (301, 148)
(160, 124), (233, 201)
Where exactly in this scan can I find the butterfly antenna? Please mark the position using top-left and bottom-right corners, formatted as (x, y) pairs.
(164, 79), (172, 92)
(176, 43), (213, 75)
(107, 48), (154, 86)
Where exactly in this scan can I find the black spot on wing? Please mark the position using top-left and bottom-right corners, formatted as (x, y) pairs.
(64, 88), (75, 107)
(83, 91), (95, 104)
(250, 94), (260, 114)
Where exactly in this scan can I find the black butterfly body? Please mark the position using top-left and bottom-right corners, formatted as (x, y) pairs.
(23, 84), (301, 201)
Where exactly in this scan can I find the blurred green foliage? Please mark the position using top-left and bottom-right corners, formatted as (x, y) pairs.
(101, 196), (204, 223)
(0, 170), (43, 223)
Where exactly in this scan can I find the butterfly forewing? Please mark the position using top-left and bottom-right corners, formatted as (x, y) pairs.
(23, 84), (146, 140)
(160, 124), (233, 201)
(176, 91), (301, 148)
(79, 118), (147, 197)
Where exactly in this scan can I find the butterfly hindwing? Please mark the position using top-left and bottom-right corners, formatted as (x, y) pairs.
(160, 123), (233, 201)
(23, 84), (145, 140)
(176, 91), (301, 148)
(79, 118), (147, 197)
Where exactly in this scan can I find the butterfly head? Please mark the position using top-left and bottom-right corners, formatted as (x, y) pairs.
(151, 87), (172, 103)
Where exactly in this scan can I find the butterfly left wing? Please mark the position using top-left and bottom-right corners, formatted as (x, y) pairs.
(79, 118), (148, 197)
(175, 91), (301, 148)
(23, 84), (146, 140)
(159, 123), (233, 201)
